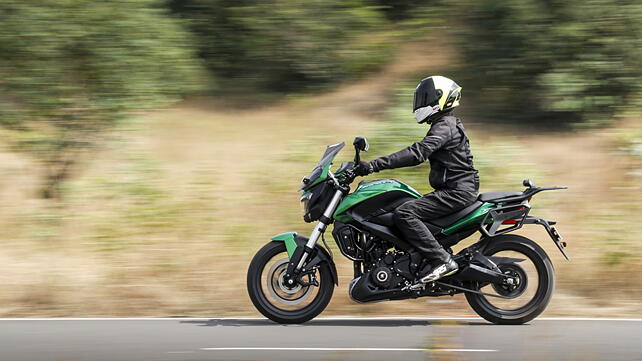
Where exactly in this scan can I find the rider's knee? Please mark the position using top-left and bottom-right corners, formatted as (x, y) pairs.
(393, 205), (414, 224)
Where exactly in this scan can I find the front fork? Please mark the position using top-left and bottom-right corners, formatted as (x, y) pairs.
(285, 189), (344, 284)
(296, 189), (343, 270)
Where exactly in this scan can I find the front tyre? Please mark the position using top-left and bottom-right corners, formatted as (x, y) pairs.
(247, 241), (334, 324)
(465, 235), (555, 325)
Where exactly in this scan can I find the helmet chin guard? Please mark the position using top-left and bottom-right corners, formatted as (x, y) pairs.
(414, 105), (440, 123)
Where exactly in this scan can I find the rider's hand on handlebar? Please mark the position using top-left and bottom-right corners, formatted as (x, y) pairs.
(353, 161), (373, 177)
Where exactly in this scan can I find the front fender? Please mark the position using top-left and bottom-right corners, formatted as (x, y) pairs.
(271, 232), (299, 258)
(270, 232), (338, 285)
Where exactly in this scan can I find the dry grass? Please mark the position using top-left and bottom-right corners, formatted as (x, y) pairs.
(0, 41), (639, 318)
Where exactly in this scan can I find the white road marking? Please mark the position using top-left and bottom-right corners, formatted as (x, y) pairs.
(0, 316), (640, 322)
(538, 317), (642, 322)
(200, 347), (497, 352)
(426, 299), (458, 304)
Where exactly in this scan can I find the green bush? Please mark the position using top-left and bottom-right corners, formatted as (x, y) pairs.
(169, 0), (388, 92)
(452, 0), (642, 126)
(0, 0), (204, 198)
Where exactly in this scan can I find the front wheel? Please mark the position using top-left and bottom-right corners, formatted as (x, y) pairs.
(247, 241), (334, 324)
(465, 234), (555, 325)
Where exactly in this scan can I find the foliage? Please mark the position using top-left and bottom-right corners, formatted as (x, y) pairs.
(451, 0), (642, 126)
(169, 0), (389, 92)
(0, 0), (203, 198)
(375, 0), (439, 21)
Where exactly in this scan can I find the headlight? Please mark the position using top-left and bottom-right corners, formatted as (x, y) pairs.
(300, 191), (313, 215)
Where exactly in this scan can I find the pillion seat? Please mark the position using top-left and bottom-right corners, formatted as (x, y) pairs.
(478, 191), (523, 203)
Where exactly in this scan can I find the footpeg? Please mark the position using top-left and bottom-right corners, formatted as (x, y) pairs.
(407, 283), (425, 291)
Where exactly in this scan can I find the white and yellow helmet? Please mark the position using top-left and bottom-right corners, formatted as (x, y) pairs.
(412, 75), (462, 123)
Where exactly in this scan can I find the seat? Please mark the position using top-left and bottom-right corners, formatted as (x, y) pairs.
(478, 191), (523, 203)
(370, 199), (483, 229)
(429, 200), (483, 228)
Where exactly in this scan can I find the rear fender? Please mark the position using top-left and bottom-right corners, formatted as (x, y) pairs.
(270, 232), (338, 285)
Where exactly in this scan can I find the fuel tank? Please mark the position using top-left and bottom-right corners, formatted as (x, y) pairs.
(333, 179), (421, 223)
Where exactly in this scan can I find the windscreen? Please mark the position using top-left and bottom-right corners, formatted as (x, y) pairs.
(301, 142), (345, 190)
(317, 142), (345, 170)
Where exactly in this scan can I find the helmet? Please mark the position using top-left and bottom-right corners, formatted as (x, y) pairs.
(412, 76), (462, 123)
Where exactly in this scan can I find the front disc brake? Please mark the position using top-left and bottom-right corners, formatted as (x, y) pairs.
(266, 258), (314, 306)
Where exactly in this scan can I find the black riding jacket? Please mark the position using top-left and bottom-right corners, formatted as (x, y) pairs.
(369, 114), (480, 192)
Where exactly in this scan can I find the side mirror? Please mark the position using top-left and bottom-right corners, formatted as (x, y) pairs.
(353, 137), (369, 152)
(353, 137), (369, 163)
(523, 179), (535, 188)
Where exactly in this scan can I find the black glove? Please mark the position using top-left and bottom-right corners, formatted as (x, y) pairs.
(353, 161), (373, 176)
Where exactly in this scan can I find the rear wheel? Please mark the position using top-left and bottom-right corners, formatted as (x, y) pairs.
(465, 234), (555, 325)
(247, 241), (334, 324)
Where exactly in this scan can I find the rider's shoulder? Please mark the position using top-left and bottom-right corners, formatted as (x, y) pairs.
(427, 115), (458, 135)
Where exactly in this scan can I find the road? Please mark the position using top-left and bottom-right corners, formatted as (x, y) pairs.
(0, 317), (640, 361)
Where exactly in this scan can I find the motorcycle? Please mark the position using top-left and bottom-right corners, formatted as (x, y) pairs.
(247, 137), (569, 324)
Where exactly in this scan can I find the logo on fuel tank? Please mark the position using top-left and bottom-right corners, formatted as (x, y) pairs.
(357, 179), (398, 190)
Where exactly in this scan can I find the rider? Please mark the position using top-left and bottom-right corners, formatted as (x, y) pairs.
(354, 75), (480, 283)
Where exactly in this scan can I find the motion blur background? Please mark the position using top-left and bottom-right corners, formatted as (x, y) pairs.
(0, 0), (640, 317)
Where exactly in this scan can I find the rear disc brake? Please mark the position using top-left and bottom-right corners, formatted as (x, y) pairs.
(491, 264), (528, 298)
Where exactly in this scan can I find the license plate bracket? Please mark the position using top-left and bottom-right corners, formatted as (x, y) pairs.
(548, 226), (570, 260)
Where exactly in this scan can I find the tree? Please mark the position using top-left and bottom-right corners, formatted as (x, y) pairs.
(452, 0), (642, 126)
(169, 0), (387, 92)
(0, 0), (203, 198)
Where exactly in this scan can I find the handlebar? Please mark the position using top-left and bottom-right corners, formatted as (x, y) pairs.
(331, 163), (359, 190)
(341, 167), (357, 184)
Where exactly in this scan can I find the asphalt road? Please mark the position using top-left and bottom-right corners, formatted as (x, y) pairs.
(0, 317), (640, 361)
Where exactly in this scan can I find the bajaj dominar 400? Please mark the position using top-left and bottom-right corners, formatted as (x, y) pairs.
(247, 137), (569, 324)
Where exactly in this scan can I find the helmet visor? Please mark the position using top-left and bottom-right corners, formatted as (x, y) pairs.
(413, 78), (440, 111)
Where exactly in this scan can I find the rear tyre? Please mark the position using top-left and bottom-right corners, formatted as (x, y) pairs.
(247, 241), (334, 324)
(465, 234), (555, 325)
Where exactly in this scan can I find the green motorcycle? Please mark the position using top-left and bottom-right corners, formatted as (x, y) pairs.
(247, 137), (569, 324)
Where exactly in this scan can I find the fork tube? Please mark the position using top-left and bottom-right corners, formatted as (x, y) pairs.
(295, 189), (343, 271)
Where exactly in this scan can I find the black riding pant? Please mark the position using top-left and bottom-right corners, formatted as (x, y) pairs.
(393, 189), (478, 264)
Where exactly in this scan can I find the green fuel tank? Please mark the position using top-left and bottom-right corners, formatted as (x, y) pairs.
(333, 179), (422, 223)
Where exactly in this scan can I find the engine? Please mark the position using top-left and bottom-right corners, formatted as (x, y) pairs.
(332, 222), (424, 302)
(349, 249), (421, 303)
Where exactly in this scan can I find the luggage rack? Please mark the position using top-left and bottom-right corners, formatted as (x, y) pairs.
(479, 202), (531, 237)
